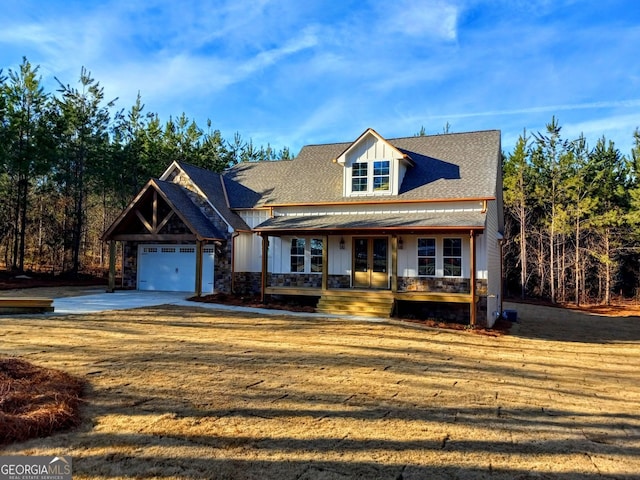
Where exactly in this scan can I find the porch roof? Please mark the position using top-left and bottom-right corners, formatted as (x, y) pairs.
(254, 211), (485, 235)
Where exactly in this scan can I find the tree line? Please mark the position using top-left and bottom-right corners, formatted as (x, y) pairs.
(503, 117), (640, 305)
(0, 58), (291, 276)
(3, 57), (640, 305)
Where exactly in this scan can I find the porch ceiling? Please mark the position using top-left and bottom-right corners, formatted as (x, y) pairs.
(254, 211), (485, 235)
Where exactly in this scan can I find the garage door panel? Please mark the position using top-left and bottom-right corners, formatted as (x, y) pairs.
(138, 244), (214, 293)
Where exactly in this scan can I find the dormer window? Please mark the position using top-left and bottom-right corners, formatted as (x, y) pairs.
(373, 161), (390, 191)
(336, 128), (415, 197)
(352, 162), (368, 192)
(349, 160), (391, 194)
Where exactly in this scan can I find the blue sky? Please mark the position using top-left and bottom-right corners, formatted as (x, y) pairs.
(1, 0), (639, 156)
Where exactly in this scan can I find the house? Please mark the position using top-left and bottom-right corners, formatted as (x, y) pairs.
(103, 128), (504, 326)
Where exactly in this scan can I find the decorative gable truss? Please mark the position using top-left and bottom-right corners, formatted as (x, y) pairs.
(334, 128), (415, 197)
(103, 179), (225, 242)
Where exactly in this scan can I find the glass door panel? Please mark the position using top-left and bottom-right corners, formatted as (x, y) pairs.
(353, 238), (370, 288)
(352, 237), (389, 289)
(371, 238), (389, 288)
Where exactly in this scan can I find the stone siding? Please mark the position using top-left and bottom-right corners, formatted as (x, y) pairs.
(233, 272), (262, 295)
(327, 275), (351, 289)
(268, 273), (323, 289)
(398, 277), (488, 296)
(122, 241), (138, 289)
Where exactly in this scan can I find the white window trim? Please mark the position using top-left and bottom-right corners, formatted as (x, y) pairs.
(443, 237), (463, 278)
(290, 237), (324, 274)
(417, 237), (437, 277)
(348, 159), (393, 196)
(416, 237), (465, 278)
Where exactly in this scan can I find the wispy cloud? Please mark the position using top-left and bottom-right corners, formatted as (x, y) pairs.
(380, 0), (459, 40)
(0, 0), (638, 155)
(423, 100), (640, 120)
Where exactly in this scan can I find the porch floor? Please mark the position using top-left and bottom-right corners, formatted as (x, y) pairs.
(264, 286), (475, 304)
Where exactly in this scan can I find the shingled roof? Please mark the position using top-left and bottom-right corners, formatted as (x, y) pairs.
(223, 130), (501, 208)
(154, 180), (226, 240)
(254, 211), (487, 234)
(174, 162), (249, 231)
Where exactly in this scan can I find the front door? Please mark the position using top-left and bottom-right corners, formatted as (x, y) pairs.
(353, 237), (389, 289)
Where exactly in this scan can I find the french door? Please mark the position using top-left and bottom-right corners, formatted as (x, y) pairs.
(353, 237), (389, 289)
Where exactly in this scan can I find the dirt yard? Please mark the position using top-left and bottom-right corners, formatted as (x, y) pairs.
(0, 294), (639, 479)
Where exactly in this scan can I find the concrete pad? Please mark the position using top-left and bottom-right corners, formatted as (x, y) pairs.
(51, 291), (191, 315)
(48, 291), (387, 322)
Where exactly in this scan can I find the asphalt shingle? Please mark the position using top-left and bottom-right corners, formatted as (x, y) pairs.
(222, 130), (501, 207)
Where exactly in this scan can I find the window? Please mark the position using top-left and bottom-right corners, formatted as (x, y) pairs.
(443, 238), (462, 277)
(290, 239), (305, 272)
(373, 160), (390, 191)
(290, 237), (324, 273)
(417, 238), (436, 276)
(352, 162), (368, 192)
(310, 238), (323, 272)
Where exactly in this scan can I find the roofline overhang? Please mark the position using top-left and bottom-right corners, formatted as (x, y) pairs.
(333, 128), (415, 167)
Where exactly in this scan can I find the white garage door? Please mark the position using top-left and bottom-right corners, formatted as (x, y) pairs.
(138, 244), (215, 293)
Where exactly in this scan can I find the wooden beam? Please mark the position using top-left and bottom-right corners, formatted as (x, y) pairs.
(156, 210), (174, 234)
(195, 240), (204, 297)
(470, 230), (477, 326)
(391, 235), (398, 293)
(108, 240), (116, 293)
(322, 235), (328, 292)
(394, 292), (475, 303)
(260, 234), (268, 304)
(135, 210), (153, 233)
(109, 234), (198, 242)
(152, 191), (158, 232)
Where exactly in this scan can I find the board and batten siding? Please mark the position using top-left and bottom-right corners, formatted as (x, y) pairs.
(342, 134), (408, 197)
(235, 210), (271, 273)
(276, 201), (484, 217)
(485, 197), (502, 323)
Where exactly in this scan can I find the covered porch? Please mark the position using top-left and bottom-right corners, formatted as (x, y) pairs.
(254, 213), (485, 325)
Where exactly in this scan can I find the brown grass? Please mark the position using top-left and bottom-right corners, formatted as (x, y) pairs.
(0, 357), (84, 445)
(0, 301), (639, 479)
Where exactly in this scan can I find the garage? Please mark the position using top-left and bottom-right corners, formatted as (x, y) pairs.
(137, 244), (215, 293)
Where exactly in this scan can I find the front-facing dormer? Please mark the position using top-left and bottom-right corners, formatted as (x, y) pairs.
(335, 128), (414, 197)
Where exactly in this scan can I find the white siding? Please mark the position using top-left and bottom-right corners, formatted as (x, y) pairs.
(238, 209), (270, 228)
(274, 200), (485, 217)
(329, 235), (351, 275)
(267, 235), (351, 275)
(397, 235), (475, 278)
(234, 232), (261, 272)
(485, 198), (502, 326)
(235, 210), (274, 273)
(342, 133), (406, 196)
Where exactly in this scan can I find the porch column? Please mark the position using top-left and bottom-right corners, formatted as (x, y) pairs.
(322, 235), (328, 291)
(391, 235), (398, 293)
(470, 230), (477, 326)
(107, 240), (116, 293)
(195, 239), (204, 297)
(260, 234), (269, 303)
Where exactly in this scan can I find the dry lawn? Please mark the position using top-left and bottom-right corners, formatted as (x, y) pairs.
(0, 299), (639, 479)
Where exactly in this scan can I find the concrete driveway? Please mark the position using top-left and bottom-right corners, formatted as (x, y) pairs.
(51, 291), (193, 315)
(49, 290), (373, 320)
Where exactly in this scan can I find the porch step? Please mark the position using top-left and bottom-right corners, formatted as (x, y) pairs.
(316, 293), (395, 318)
(0, 297), (54, 314)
